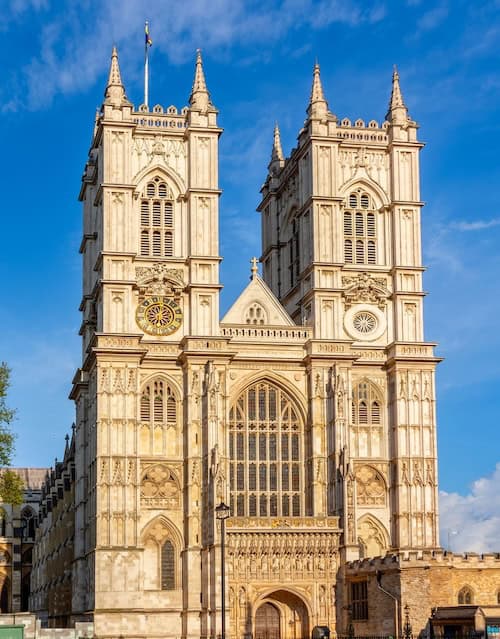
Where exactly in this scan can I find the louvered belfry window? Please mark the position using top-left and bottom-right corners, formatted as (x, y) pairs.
(351, 381), (382, 425)
(140, 177), (174, 257)
(229, 381), (303, 518)
(344, 191), (377, 265)
(140, 380), (177, 425)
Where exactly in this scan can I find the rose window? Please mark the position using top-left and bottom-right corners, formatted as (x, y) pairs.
(353, 311), (377, 334)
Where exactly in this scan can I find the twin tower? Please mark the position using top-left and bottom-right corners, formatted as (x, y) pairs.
(30, 47), (440, 639)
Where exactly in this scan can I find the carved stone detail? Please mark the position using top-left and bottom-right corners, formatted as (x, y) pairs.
(355, 465), (387, 506)
(140, 464), (180, 508)
(342, 272), (390, 309)
(135, 263), (185, 298)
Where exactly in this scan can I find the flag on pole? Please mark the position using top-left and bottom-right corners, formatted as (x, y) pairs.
(145, 22), (152, 47)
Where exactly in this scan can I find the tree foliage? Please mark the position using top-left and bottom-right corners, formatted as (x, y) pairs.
(0, 362), (24, 504)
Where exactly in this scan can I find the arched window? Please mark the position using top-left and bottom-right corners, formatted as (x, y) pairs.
(161, 540), (175, 590)
(140, 380), (177, 425)
(344, 191), (377, 264)
(140, 177), (175, 258)
(244, 303), (267, 325)
(21, 507), (36, 540)
(289, 217), (300, 287)
(352, 382), (383, 425)
(497, 590), (500, 605)
(229, 381), (303, 517)
(458, 587), (473, 605)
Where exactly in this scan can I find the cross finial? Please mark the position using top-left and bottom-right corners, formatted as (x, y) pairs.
(250, 257), (259, 279)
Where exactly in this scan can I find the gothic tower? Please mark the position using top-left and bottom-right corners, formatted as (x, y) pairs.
(259, 64), (441, 559)
(71, 47), (224, 638)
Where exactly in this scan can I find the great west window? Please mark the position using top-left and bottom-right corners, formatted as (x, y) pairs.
(229, 381), (303, 517)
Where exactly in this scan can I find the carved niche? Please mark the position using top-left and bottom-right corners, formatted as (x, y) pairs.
(140, 464), (180, 509)
(342, 272), (390, 310)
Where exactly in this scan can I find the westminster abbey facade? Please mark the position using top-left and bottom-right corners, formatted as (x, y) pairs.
(28, 47), (442, 639)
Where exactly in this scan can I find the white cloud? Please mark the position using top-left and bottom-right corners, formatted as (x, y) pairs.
(440, 463), (500, 553)
(417, 4), (448, 32)
(3, 0), (387, 110)
(452, 218), (500, 231)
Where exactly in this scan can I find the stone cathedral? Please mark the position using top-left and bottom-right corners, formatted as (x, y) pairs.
(29, 48), (443, 639)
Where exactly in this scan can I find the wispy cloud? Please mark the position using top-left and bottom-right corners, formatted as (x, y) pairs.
(8, 0), (48, 15)
(440, 463), (500, 553)
(3, 0), (386, 110)
(417, 3), (448, 32)
(452, 218), (500, 231)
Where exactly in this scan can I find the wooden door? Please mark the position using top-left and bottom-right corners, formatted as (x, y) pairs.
(255, 602), (280, 639)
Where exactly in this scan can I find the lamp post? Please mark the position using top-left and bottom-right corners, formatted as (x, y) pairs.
(215, 502), (231, 639)
(403, 603), (413, 639)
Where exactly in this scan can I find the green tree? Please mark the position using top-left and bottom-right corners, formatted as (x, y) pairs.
(0, 362), (24, 505)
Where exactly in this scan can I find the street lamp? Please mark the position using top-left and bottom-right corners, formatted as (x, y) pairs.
(215, 502), (231, 639)
(403, 603), (413, 639)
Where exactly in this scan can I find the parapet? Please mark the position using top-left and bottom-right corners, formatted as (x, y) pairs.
(346, 549), (500, 573)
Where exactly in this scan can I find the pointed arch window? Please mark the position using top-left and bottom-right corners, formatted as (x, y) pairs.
(140, 380), (177, 425)
(21, 507), (36, 540)
(352, 382), (383, 426)
(140, 177), (175, 257)
(161, 540), (175, 590)
(458, 587), (473, 605)
(229, 381), (303, 518)
(289, 217), (300, 287)
(344, 191), (377, 264)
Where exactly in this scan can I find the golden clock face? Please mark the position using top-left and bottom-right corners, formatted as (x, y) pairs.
(136, 296), (183, 336)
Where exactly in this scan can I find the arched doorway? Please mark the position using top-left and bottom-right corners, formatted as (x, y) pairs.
(255, 602), (280, 639)
(254, 590), (310, 639)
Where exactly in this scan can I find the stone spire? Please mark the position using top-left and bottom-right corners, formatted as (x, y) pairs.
(104, 46), (127, 107)
(189, 49), (211, 112)
(268, 122), (285, 175)
(307, 62), (329, 119)
(386, 65), (409, 125)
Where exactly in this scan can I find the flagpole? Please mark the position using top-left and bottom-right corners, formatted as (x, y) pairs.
(144, 21), (149, 108)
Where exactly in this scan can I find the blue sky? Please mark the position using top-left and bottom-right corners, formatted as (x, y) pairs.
(1, 0), (500, 551)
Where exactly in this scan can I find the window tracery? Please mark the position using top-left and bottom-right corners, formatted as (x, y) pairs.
(143, 518), (179, 591)
(140, 380), (177, 425)
(229, 381), (303, 517)
(351, 380), (385, 458)
(344, 191), (377, 265)
(140, 177), (175, 258)
(352, 381), (382, 425)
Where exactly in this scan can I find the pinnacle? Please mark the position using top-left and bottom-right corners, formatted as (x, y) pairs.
(307, 61), (329, 119)
(271, 122), (284, 163)
(107, 45), (123, 88)
(104, 45), (127, 107)
(189, 49), (211, 111)
(386, 64), (408, 123)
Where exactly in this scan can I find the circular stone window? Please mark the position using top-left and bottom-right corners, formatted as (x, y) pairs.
(344, 303), (386, 342)
(353, 311), (377, 335)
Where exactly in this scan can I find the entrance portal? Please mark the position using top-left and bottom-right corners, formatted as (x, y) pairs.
(254, 590), (309, 639)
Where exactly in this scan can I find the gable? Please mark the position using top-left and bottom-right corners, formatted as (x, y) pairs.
(221, 275), (295, 327)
